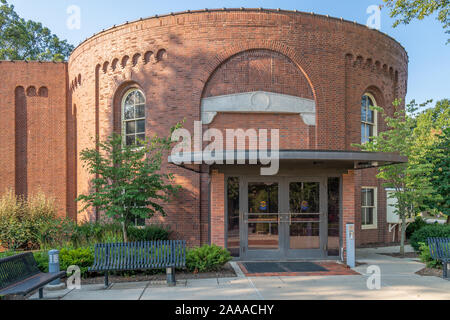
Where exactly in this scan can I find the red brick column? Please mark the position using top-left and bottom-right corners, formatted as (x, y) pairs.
(342, 170), (356, 261)
(210, 170), (225, 248)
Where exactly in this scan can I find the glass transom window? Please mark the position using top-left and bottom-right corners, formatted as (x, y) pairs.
(122, 89), (146, 146)
(361, 94), (376, 144)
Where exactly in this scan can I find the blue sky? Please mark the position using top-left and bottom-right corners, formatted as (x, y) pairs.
(8, 0), (449, 104)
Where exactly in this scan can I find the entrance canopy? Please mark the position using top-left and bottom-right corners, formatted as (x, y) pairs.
(168, 150), (408, 171)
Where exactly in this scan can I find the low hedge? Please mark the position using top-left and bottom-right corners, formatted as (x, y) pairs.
(128, 225), (171, 242)
(410, 224), (450, 251)
(186, 245), (232, 273)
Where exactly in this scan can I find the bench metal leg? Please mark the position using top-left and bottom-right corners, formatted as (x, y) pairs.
(166, 267), (176, 287)
(104, 272), (109, 288)
(443, 262), (448, 279)
(38, 288), (44, 299)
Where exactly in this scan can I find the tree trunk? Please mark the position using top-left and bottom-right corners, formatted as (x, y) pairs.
(400, 215), (406, 256)
(122, 221), (128, 243)
(447, 215), (450, 224)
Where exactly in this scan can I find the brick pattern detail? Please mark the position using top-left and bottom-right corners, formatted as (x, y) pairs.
(203, 49), (313, 99)
(342, 170), (356, 261)
(0, 61), (70, 218)
(210, 171), (225, 248)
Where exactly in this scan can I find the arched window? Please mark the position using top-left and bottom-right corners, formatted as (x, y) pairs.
(122, 89), (146, 146)
(361, 94), (378, 143)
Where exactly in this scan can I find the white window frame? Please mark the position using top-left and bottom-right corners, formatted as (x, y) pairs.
(121, 88), (146, 147)
(361, 93), (378, 144)
(361, 187), (378, 230)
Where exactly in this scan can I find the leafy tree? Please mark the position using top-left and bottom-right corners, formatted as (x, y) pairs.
(0, 0), (73, 61)
(427, 127), (450, 221)
(383, 0), (450, 43)
(416, 99), (450, 221)
(355, 100), (435, 255)
(76, 127), (182, 243)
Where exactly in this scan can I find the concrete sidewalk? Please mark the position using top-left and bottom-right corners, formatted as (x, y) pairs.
(30, 246), (450, 300)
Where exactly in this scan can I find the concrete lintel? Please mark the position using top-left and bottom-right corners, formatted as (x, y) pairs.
(201, 91), (316, 125)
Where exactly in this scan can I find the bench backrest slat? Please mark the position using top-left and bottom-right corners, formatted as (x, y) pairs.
(93, 240), (186, 271)
(428, 237), (450, 261)
(0, 252), (41, 290)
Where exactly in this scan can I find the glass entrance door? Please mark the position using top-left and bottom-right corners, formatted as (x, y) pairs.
(283, 179), (327, 259)
(241, 177), (327, 260)
(243, 180), (282, 260)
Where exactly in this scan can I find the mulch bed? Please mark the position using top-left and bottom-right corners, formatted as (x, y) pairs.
(81, 263), (237, 285)
(379, 252), (419, 259)
(416, 267), (445, 278)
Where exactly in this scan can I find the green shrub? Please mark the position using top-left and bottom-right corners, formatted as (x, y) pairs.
(59, 247), (94, 277)
(418, 242), (441, 269)
(0, 190), (61, 250)
(406, 216), (427, 239)
(128, 225), (171, 242)
(70, 222), (123, 247)
(33, 251), (49, 272)
(410, 224), (450, 251)
(186, 245), (232, 273)
(32, 247), (94, 277)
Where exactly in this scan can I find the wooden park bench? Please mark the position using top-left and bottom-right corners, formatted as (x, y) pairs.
(89, 240), (186, 287)
(0, 252), (66, 300)
(428, 237), (450, 279)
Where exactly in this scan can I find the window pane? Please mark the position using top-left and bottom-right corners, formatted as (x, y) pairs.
(362, 208), (366, 225)
(361, 124), (366, 143)
(361, 105), (367, 122)
(124, 105), (134, 120)
(126, 121), (136, 134)
(125, 93), (135, 106)
(135, 105), (145, 118)
(367, 189), (374, 206)
(136, 134), (145, 145)
(367, 109), (374, 123)
(367, 96), (374, 106)
(136, 120), (145, 133)
(368, 124), (374, 137)
(135, 217), (146, 227)
(248, 182), (278, 214)
(362, 189), (367, 206)
(367, 208), (374, 225)
(362, 96), (368, 108)
(289, 182), (320, 213)
(135, 91), (145, 104)
(366, 125), (372, 140)
(126, 135), (135, 146)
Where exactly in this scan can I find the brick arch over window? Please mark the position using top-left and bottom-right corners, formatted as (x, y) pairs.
(202, 49), (314, 100)
(112, 81), (145, 134)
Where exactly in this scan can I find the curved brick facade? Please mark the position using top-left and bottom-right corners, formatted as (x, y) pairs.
(0, 9), (408, 249)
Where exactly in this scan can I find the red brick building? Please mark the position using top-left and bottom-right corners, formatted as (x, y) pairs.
(0, 9), (408, 261)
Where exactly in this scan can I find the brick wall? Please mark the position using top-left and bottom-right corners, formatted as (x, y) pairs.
(210, 170), (225, 247)
(0, 61), (69, 218)
(67, 10), (407, 246)
(342, 170), (356, 260)
(0, 10), (407, 247)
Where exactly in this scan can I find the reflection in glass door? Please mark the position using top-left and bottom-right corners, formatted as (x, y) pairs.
(289, 182), (321, 250)
(240, 177), (327, 260)
(247, 182), (279, 251)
